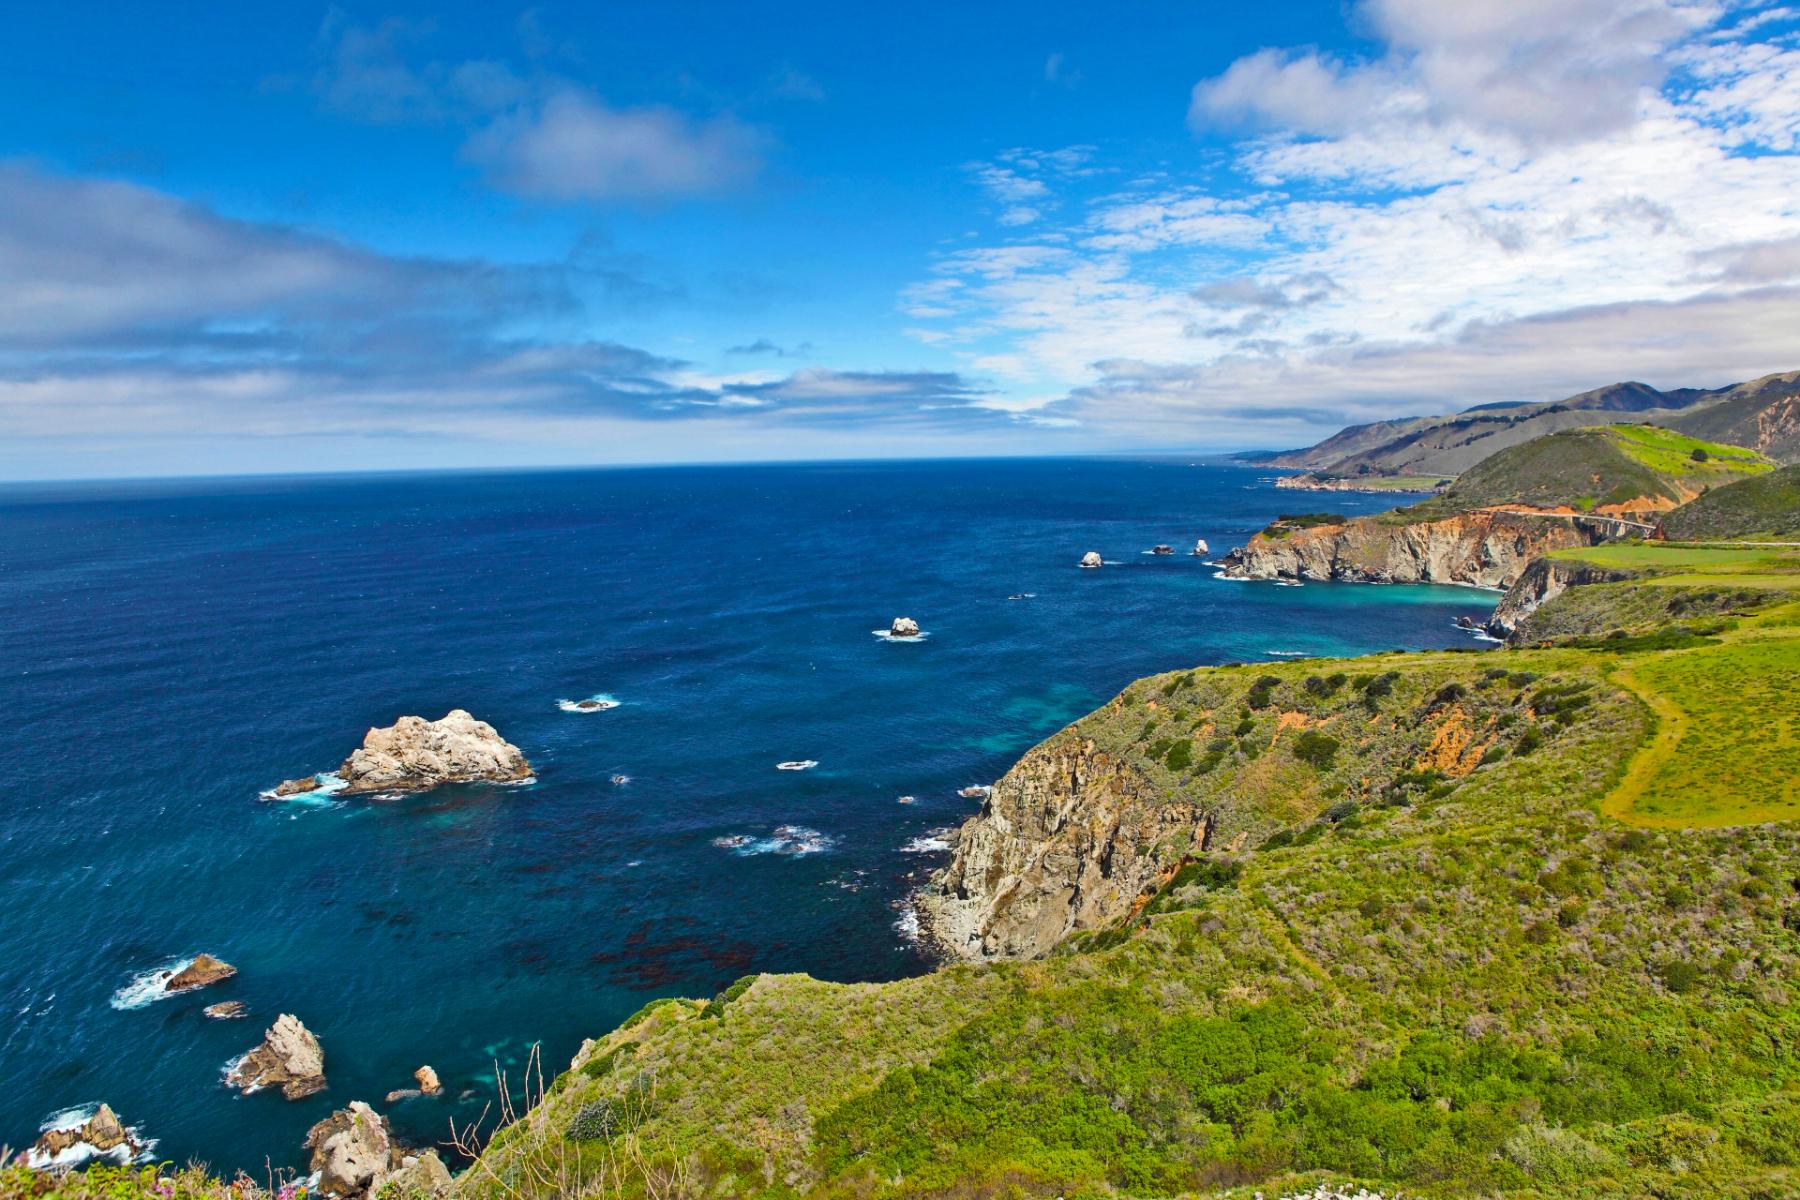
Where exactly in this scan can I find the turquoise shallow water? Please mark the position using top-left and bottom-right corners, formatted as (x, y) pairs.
(0, 458), (1497, 1173)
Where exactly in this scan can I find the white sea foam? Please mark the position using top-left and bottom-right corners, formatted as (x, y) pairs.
(900, 830), (952, 854)
(1264, 650), (1309, 658)
(258, 772), (348, 805)
(1211, 570), (1254, 582)
(610, 774), (632, 786)
(896, 794), (916, 805)
(871, 629), (931, 641)
(24, 1105), (156, 1170)
(715, 825), (835, 856)
(109, 959), (193, 1010)
(558, 694), (621, 713)
(776, 759), (818, 771)
(892, 904), (921, 943)
(1006, 593), (1036, 600)
(957, 784), (992, 800)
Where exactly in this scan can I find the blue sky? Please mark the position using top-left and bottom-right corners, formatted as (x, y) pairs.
(3, 1), (1799, 478)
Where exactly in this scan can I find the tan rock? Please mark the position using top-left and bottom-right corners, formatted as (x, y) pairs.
(204, 1000), (248, 1020)
(31, 1103), (142, 1164)
(306, 1102), (398, 1197)
(272, 775), (321, 797)
(1079, 551), (1103, 569)
(337, 710), (532, 795)
(888, 617), (920, 638)
(916, 733), (1207, 960)
(383, 1089), (420, 1104)
(227, 1013), (326, 1100)
(413, 1065), (441, 1095)
(166, 954), (237, 993)
(385, 1151), (452, 1198)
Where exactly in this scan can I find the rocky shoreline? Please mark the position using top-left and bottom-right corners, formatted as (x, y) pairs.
(1218, 508), (1606, 590)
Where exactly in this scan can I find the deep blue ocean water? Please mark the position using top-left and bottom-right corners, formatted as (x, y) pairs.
(0, 458), (1498, 1174)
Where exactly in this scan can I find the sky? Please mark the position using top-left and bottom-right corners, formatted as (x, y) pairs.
(2, 1), (1800, 479)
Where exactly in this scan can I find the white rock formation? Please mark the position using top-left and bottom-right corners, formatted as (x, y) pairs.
(337, 710), (532, 794)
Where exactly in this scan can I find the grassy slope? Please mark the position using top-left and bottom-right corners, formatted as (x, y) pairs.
(1394, 426), (1772, 521)
(460, 599), (1800, 1200)
(1661, 463), (1800, 541)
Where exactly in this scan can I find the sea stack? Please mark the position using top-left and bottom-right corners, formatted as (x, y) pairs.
(1192, 538), (1209, 556)
(166, 953), (237, 993)
(888, 617), (921, 638)
(336, 710), (532, 795)
(1079, 551), (1103, 569)
(31, 1104), (143, 1165)
(227, 1013), (327, 1100)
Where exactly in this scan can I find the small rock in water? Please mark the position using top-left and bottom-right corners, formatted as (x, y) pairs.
(888, 616), (920, 637)
(166, 953), (237, 993)
(414, 1064), (442, 1095)
(958, 785), (992, 800)
(1191, 538), (1210, 556)
(227, 1013), (327, 1100)
(272, 776), (321, 797)
(897, 795), (916, 805)
(610, 773), (631, 786)
(384, 1088), (421, 1103)
(1151, 544), (1174, 555)
(32, 1103), (144, 1164)
(1079, 551), (1103, 569)
(204, 1000), (248, 1020)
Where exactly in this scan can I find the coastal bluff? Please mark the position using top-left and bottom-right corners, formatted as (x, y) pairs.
(1219, 508), (1602, 589)
(336, 710), (532, 795)
(916, 732), (1207, 960)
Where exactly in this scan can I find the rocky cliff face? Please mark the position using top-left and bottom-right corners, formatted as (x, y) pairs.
(915, 733), (1207, 961)
(1486, 557), (1634, 641)
(1220, 509), (1605, 589)
(338, 709), (532, 794)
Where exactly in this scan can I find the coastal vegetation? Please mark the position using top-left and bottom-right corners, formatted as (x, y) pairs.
(447, 578), (1800, 1200)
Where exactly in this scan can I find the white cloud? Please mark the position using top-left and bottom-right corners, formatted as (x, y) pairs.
(904, 3), (1800, 442)
(464, 89), (765, 201)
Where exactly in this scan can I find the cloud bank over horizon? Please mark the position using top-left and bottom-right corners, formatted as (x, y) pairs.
(1, 1), (1798, 477)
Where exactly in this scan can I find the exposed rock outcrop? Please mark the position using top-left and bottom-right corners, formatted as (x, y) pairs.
(414, 1065), (442, 1095)
(916, 733), (1207, 961)
(337, 710), (532, 795)
(166, 954), (236, 993)
(30, 1104), (144, 1166)
(272, 775), (322, 797)
(227, 1013), (326, 1100)
(1220, 509), (1607, 590)
(889, 617), (920, 637)
(1079, 551), (1103, 569)
(1486, 557), (1637, 643)
(304, 1102), (449, 1198)
(204, 1000), (248, 1020)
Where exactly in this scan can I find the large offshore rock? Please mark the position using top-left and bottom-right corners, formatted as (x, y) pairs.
(227, 1013), (326, 1100)
(337, 710), (532, 795)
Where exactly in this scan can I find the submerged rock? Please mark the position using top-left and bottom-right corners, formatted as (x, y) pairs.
(32, 1103), (144, 1164)
(337, 710), (532, 795)
(888, 616), (921, 638)
(227, 1013), (326, 1100)
(1079, 551), (1103, 569)
(305, 1102), (451, 1199)
(204, 1000), (248, 1020)
(272, 776), (322, 797)
(166, 953), (236, 993)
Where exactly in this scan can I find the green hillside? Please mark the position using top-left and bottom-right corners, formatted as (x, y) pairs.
(1401, 424), (1772, 519)
(449, 581), (1800, 1200)
(1661, 463), (1800, 541)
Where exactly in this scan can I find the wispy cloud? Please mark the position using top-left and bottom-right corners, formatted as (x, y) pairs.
(903, 1), (1800, 439)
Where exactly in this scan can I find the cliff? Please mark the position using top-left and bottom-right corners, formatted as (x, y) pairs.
(915, 733), (1206, 960)
(1220, 508), (1604, 588)
(1486, 556), (1634, 640)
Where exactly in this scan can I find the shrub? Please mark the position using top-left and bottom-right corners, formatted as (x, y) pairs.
(1654, 958), (1702, 994)
(1691, 446), (1709, 462)
(567, 1098), (628, 1141)
(1247, 675), (1283, 709)
(1293, 730), (1341, 769)
(1164, 739), (1193, 771)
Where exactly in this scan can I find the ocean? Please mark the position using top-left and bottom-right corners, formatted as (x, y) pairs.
(0, 457), (1497, 1174)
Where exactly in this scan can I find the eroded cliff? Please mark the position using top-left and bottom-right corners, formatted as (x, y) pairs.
(1220, 508), (1606, 589)
(915, 732), (1206, 961)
